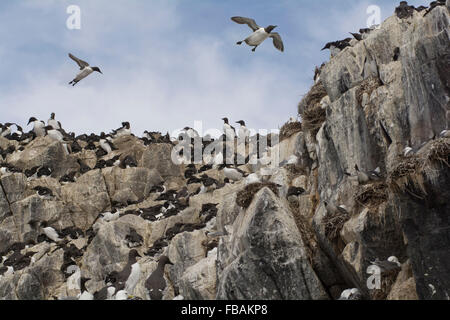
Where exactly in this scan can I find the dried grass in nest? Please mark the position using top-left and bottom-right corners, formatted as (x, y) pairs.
(280, 121), (302, 142)
(298, 81), (327, 113)
(301, 105), (327, 133)
(388, 156), (426, 197)
(236, 182), (280, 209)
(355, 182), (389, 209)
(323, 210), (350, 241)
(424, 138), (450, 168)
(388, 139), (449, 197)
(355, 76), (382, 106)
(370, 269), (399, 300)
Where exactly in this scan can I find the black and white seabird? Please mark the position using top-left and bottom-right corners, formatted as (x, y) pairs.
(223, 166), (247, 182)
(350, 32), (363, 41)
(369, 256), (401, 273)
(68, 53), (102, 86)
(439, 130), (450, 138)
(112, 122), (131, 138)
(321, 38), (352, 57)
(222, 118), (236, 142)
(99, 132), (116, 154)
(286, 186), (306, 201)
(353, 164), (382, 184)
(27, 117), (46, 137)
(231, 16), (284, 52)
(43, 126), (64, 142)
(0, 123), (12, 137)
(324, 201), (349, 216)
(145, 255), (173, 300)
(47, 113), (61, 130)
(235, 120), (250, 143)
(40, 222), (62, 242)
(424, 1), (446, 17)
(112, 250), (142, 292)
(338, 288), (362, 300)
(395, 1), (415, 19)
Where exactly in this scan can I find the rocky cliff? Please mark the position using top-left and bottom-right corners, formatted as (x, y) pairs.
(0, 2), (449, 300)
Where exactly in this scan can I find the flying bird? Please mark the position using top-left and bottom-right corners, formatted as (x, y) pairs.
(231, 16), (284, 52)
(68, 53), (102, 86)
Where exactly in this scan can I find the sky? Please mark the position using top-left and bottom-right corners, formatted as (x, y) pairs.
(0, 0), (428, 137)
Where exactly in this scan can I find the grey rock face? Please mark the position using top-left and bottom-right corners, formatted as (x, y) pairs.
(7, 137), (78, 179)
(61, 170), (110, 230)
(103, 167), (163, 204)
(140, 144), (182, 178)
(397, 168), (450, 300)
(216, 188), (328, 300)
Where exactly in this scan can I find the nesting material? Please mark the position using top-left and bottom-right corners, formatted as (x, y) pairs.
(356, 76), (382, 106)
(388, 139), (449, 197)
(236, 182), (280, 209)
(280, 121), (302, 142)
(355, 182), (389, 209)
(323, 208), (350, 241)
(298, 81), (328, 133)
(370, 268), (400, 300)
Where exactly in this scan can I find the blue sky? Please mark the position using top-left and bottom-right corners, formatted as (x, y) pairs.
(0, 0), (427, 136)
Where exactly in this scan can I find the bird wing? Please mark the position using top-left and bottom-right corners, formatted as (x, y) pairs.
(269, 33), (284, 52)
(231, 16), (260, 32)
(69, 53), (90, 69)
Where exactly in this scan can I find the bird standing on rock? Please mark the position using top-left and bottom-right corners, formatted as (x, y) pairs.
(47, 113), (61, 130)
(222, 118), (236, 142)
(145, 255), (173, 300)
(27, 117), (46, 137)
(236, 120), (250, 143)
(232, 16), (284, 52)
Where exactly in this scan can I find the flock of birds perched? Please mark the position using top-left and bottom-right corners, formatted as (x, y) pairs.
(0, 112), (288, 300)
(320, 1), (447, 59)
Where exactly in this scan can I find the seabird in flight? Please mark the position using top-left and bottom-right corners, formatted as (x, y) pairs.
(231, 16), (284, 52)
(68, 53), (102, 86)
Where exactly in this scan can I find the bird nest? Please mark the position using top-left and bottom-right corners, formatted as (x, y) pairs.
(323, 210), (350, 241)
(298, 81), (328, 134)
(370, 269), (400, 300)
(388, 139), (450, 198)
(279, 121), (302, 142)
(236, 182), (280, 209)
(355, 76), (382, 107)
(354, 182), (389, 209)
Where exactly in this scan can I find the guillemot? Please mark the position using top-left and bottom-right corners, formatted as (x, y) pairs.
(145, 255), (173, 300)
(68, 53), (102, 86)
(112, 122), (131, 138)
(235, 120), (250, 143)
(112, 250), (142, 292)
(222, 118), (236, 142)
(47, 113), (61, 130)
(321, 38), (352, 57)
(27, 117), (46, 137)
(231, 16), (284, 52)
